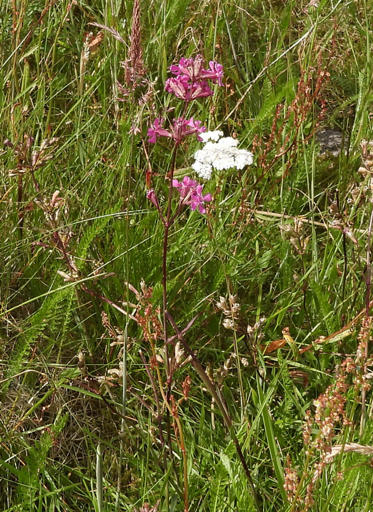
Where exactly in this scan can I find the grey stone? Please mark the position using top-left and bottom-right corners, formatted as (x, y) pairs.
(316, 129), (347, 156)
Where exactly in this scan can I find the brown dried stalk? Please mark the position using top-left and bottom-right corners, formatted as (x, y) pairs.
(6, 135), (59, 236)
(286, 310), (373, 512)
(253, 57), (329, 188)
(360, 141), (373, 433)
(287, 358), (355, 512)
(124, 0), (145, 87)
(89, 22), (126, 45)
(21, 0), (59, 52)
(324, 442), (373, 463)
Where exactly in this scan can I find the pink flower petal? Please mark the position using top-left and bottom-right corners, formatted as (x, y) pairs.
(172, 175), (211, 214)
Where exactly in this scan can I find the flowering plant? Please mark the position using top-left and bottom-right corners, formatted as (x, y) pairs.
(146, 55), (224, 216)
(143, 55), (257, 511)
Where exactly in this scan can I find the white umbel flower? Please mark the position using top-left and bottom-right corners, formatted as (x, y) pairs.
(192, 132), (253, 180)
(199, 130), (224, 142)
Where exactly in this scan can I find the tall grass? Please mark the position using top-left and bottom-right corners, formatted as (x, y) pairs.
(0, 0), (372, 510)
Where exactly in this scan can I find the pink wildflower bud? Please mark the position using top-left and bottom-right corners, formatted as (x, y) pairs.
(189, 80), (213, 100)
(146, 189), (159, 209)
(190, 188), (212, 214)
(169, 57), (193, 76)
(165, 77), (213, 101)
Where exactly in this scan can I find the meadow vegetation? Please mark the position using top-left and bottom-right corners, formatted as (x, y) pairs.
(0, 0), (373, 510)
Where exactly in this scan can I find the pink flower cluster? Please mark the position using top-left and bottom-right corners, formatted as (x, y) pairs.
(165, 55), (224, 101)
(172, 176), (212, 214)
(148, 117), (206, 144)
(146, 55), (222, 213)
(147, 55), (223, 145)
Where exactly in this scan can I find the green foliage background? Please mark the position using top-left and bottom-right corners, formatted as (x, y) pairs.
(0, 0), (372, 510)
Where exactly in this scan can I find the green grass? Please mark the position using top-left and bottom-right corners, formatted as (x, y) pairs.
(1, 0), (373, 510)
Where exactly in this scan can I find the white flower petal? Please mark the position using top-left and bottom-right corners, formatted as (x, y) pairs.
(217, 137), (238, 149)
(192, 161), (212, 179)
(199, 130), (224, 142)
(192, 133), (253, 179)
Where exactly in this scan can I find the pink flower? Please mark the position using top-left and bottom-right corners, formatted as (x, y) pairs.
(201, 61), (224, 86)
(169, 55), (204, 81)
(165, 55), (224, 101)
(165, 76), (189, 99)
(172, 117), (206, 143)
(147, 118), (172, 143)
(165, 77), (214, 101)
(172, 176), (212, 214)
(147, 117), (206, 144)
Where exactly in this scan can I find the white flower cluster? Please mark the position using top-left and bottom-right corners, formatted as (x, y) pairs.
(192, 130), (253, 179)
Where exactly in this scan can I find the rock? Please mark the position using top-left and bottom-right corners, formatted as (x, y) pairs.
(316, 129), (347, 156)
